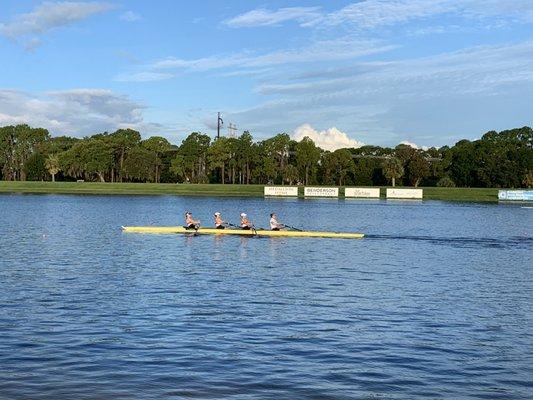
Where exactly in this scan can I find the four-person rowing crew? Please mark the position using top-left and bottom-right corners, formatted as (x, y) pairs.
(184, 211), (288, 231)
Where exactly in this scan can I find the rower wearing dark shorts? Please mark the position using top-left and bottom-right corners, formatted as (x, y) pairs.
(214, 212), (226, 229)
(270, 213), (284, 231)
(184, 212), (200, 229)
(240, 213), (253, 230)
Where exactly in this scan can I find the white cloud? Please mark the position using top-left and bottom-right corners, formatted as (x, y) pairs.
(226, 41), (533, 146)
(119, 11), (141, 22)
(320, 0), (452, 28)
(115, 36), (395, 82)
(224, 7), (321, 28)
(399, 141), (428, 150)
(0, 1), (113, 48)
(147, 37), (394, 71)
(0, 89), (160, 136)
(258, 41), (533, 98)
(292, 124), (363, 151)
(114, 72), (174, 82)
(225, 1), (533, 30)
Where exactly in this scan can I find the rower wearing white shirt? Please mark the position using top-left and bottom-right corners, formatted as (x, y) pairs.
(184, 212), (200, 229)
(270, 213), (284, 231)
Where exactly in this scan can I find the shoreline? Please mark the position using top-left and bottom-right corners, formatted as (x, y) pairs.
(0, 181), (502, 202)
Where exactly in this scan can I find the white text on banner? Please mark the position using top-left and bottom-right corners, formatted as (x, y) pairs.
(498, 190), (533, 201)
(386, 188), (423, 199)
(264, 186), (298, 197)
(345, 188), (380, 198)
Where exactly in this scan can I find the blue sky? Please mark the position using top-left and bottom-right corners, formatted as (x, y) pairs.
(1, 1), (532, 149)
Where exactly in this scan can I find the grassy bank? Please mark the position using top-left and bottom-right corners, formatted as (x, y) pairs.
(0, 181), (501, 202)
(0, 181), (264, 197)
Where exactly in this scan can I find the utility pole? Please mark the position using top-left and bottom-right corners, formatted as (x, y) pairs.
(228, 123), (237, 138)
(217, 112), (223, 139)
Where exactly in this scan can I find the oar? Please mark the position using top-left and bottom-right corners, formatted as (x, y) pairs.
(228, 222), (262, 235)
(283, 224), (302, 231)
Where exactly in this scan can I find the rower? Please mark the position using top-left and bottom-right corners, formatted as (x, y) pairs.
(240, 213), (253, 230)
(214, 212), (226, 229)
(270, 213), (284, 231)
(184, 212), (200, 230)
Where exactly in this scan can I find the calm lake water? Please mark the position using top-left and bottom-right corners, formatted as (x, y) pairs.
(0, 194), (532, 399)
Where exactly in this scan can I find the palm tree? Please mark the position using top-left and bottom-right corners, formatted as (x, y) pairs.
(383, 157), (404, 187)
(45, 154), (60, 182)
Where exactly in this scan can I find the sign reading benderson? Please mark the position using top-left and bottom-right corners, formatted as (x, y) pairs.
(386, 188), (423, 199)
(498, 190), (533, 201)
(345, 187), (380, 198)
(264, 186), (298, 196)
(304, 187), (339, 197)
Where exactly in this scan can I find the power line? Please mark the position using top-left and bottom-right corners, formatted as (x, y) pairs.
(228, 123), (237, 138)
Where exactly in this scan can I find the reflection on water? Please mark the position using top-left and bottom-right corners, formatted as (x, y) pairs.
(0, 194), (531, 399)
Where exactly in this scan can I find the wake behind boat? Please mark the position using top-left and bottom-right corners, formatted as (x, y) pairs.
(121, 226), (364, 239)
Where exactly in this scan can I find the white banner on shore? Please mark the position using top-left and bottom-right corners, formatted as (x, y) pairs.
(264, 186), (298, 197)
(304, 187), (339, 197)
(345, 187), (380, 198)
(498, 190), (533, 201)
(386, 188), (423, 199)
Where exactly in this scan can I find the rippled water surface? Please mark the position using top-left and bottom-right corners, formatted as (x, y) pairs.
(1, 194), (532, 399)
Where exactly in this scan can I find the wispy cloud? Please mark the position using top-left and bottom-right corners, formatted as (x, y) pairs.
(260, 41), (533, 98)
(119, 10), (141, 22)
(114, 72), (174, 82)
(114, 36), (396, 82)
(156, 38), (394, 70)
(224, 7), (321, 28)
(0, 1), (113, 48)
(225, 41), (533, 146)
(319, 0), (453, 28)
(225, 0), (533, 30)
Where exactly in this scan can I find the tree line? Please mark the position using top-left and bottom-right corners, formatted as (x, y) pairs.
(0, 124), (531, 188)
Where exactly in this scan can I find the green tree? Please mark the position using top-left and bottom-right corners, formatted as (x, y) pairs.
(142, 136), (171, 183)
(44, 136), (80, 155)
(295, 136), (321, 185)
(170, 154), (186, 182)
(23, 152), (47, 181)
(123, 146), (157, 182)
(0, 126), (16, 180)
(383, 157), (404, 187)
(237, 131), (254, 184)
(260, 133), (291, 183)
(175, 132), (211, 183)
(253, 141), (278, 184)
(59, 145), (84, 179)
(523, 171), (533, 188)
(330, 149), (354, 186)
(45, 154), (61, 182)
(283, 164), (299, 185)
(0, 125), (49, 181)
(82, 138), (114, 182)
(437, 176), (456, 187)
(207, 137), (231, 183)
(110, 128), (141, 182)
(448, 140), (476, 187)
(406, 152), (430, 187)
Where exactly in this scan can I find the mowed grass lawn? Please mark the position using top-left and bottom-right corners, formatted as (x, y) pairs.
(0, 181), (502, 202)
(0, 181), (264, 196)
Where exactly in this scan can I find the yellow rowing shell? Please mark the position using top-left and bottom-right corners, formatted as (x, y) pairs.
(122, 226), (364, 239)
